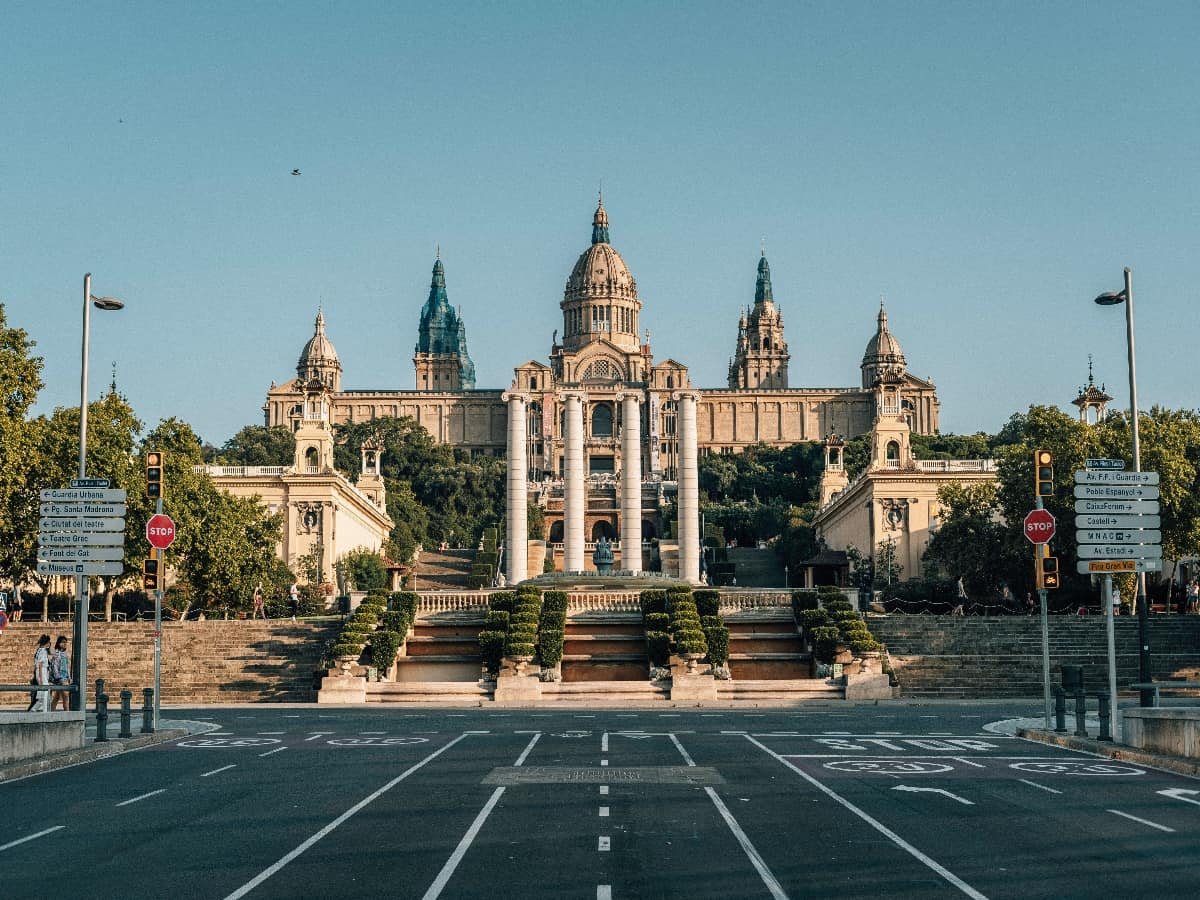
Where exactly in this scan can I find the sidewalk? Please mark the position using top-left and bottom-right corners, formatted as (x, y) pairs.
(0, 713), (217, 783)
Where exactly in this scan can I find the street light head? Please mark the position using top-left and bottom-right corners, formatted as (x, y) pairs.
(1094, 290), (1127, 306)
(90, 295), (124, 311)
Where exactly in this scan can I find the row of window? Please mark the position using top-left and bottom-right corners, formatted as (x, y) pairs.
(565, 305), (636, 337)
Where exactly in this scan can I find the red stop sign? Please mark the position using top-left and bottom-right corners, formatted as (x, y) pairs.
(1023, 509), (1056, 544)
(146, 513), (177, 549)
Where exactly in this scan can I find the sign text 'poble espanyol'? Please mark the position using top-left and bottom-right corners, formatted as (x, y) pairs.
(1074, 466), (1161, 577)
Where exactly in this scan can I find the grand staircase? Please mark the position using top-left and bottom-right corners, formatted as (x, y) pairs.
(411, 549), (476, 590)
(725, 547), (787, 588)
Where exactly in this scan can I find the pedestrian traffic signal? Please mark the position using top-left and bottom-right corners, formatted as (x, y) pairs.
(1039, 555), (1060, 589)
(142, 557), (160, 591)
(1034, 449), (1054, 497)
(146, 451), (164, 499)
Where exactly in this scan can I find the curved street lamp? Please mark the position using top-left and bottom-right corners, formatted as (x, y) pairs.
(74, 273), (125, 710)
(1093, 267), (1151, 706)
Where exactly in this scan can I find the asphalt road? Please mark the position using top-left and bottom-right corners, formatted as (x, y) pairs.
(2, 704), (1197, 899)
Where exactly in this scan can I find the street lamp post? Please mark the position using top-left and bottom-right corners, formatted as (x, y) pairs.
(1095, 267), (1151, 706)
(73, 273), (124, 711)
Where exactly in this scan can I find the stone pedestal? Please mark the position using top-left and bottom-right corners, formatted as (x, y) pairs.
(493, 658), (543, 705)
(669, 655), (717, 702)
(317, 674), (367, 704)
(845, 673), (892, 700)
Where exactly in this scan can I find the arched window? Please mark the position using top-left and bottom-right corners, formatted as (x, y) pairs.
(764, 337), (772, 350)
(591, 404), (613, 437)
(305, 446), (319, 468)
(666, 375), (675, 389)
(530, 376), (538, 391)
(886, 441), (900, 464)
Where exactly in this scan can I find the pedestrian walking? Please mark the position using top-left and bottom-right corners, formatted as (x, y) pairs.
(1025, 592), (1035, 616)
(11, 586), (22, 622)
(289, 582), (299, 622)
(49, 636), (71, 711)
(252, 583), (266, 619)
(1112, 585), (1121, 617)
(28, 634), (51, 712)
(1188, 579), (1199, 614)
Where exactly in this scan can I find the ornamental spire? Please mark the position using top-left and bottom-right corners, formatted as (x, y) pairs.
(591, 191), (610, 245)
(755, 252), (774, 304)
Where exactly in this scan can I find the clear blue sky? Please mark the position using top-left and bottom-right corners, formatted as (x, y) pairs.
(3, 1), (1198, 447)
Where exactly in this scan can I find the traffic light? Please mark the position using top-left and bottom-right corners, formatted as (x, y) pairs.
(1039, 554), (1060, 589)
(146, 451), (164, 499)
(142, 557), (160, 591)
(1034, 449), (1054, 497)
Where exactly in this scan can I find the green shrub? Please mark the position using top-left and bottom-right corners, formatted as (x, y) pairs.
(489, 592), (515, 613)
(331, 641), (365, 659)
(483, 610), (511, 630)
(675, 627), (708, 649)
(677, 637), (708, 656)
(505, 637), (536, 657)
(542, 591), (568, 614)
(700, 615), (721, 630)
(644, 612), (670, 631)
(823, 597), (853, 613)
(478, 630), (506, 672)
(369, 630), (403, 671)
(390, 591), (419, 620)
(537, 628), (565, 667)
(646, 631), (671, 666)
(476, 551), (498, 570)
(380, 611), (408, 633)
(797, 608), (830, 631)
(811, 626), (841, 664)
(830, 608), (859, 624)
(850, 637), (882, 654)
(669, 597), (698, 616)
(511, 611), (540, 626)
(640, 589), (668, 616)
(516, 583), (541, 597)
(467, 565), (491, 589)
(791, 590), (819, 612)
(817, 584), (844, 598)
(704, 626), (730, 665)
(693, 589), (721, 618)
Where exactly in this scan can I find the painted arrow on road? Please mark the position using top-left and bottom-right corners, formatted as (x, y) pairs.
(892, 785), (974, 805)
(1157, 788), (1200, 807)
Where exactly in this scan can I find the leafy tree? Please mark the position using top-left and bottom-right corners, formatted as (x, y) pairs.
(923, 482), (1025, 597)
(338, 547), (388, 592)
(219, 425), (296, 466)
(0, 307), (44, 593)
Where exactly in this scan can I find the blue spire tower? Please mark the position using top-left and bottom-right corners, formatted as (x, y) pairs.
(414, 255), (476, 391)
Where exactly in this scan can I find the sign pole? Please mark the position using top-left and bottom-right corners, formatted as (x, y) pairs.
(153, 497), (163, 731)
(1103, 574), (1118, 739)
(1035, 496), (1051, 728)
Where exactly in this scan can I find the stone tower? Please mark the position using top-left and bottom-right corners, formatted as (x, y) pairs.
(414, 256), (476, 391)
(728, 252), (790, 389)
(297, 309), (342, 390)
(1072, 356), (1112, 425)
(860, 300), (907, 389)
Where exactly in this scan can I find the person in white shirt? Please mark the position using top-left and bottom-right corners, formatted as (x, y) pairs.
(29, 634), (51, 712)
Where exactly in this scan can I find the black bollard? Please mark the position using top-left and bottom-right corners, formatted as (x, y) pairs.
(141, 688), (155, 734)
(1073, 689), (1088, 738)
(1053, 686), (1068, 734)
(95, 692), (109, 743)
(1097, 692), (1113, 742)
(95, 678), (104, 710)
(119, 690), (133, 738)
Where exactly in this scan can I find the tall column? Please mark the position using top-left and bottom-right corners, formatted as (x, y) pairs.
(562, 391), (586, 573)
(503, 392), (528, 585)
(618, 391), (642, 574)
(675, 391), (701, 583)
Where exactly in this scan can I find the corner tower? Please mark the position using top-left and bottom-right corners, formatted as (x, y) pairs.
(414, 256), (476, 391)
(728, 252), (790, 389)
(860, 300), (906, 388)
(298, 309), (342, 390)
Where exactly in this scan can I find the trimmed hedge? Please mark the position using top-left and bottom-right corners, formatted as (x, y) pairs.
(640, 590), (668, 616)
(811, 626), (841, 664)
(704, 625), (730, 666)
(489, 592), (515, 613)
(646, 631), (671, 666)
(483, 610), (511, 630)
(644, 612), (670, 631)
(478, 630), (506, 671)
(694, 589), (721, 618)
(369, 630), (403, 672)
(537, 591), (568, 671)
(797, 608), (830, 631)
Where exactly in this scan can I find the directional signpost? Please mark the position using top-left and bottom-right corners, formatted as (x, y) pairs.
(1075, 460), (1162, 734)
(36, 487), (127, 578)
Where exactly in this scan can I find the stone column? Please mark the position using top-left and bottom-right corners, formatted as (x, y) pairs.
(674, 391), (701, 583)
(503, 391), (528, 585)
(562, 391), (586, 573)
(618, 391), (642, 574)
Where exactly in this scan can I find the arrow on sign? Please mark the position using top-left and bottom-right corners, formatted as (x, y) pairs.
(891, 785), (974, 805)
(1157, 788), (1200, 807)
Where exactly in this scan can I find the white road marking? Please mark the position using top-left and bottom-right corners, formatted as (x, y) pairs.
(746, 735), (988, 900)
(257, 731), (285, 735)
(953, 757), (986, 769)
(721, 730), (748, 735)
(576, 714), (596, 718)
(283, 715), (300, 718)
(1108, 809), (1175, 832)
(1158, 788), (1200, 807)
(600, 786), (609, 795)
(1019, 779), (1062, 794)
(201, 765), (237, 778)
(670, 734), (789, 900)
(360, 731), (387, 735)
(0, 826), (64, 852)
(615, 713), (638, 717)
(601, 732), (609, 752)
(304, 733), (331, 741)
(116, 789), (166, 807)
(893, 785), (974, 805)
(224, 734), (472, 900)
(598, 887), (612, 900)
(207, 732), (233, 736)
(598, 836), (610, 851)
(599, 806), (610, 817)
(421, 734), (541, 900)
(259, 747), (288, 757)
(601, 759), (609, 766)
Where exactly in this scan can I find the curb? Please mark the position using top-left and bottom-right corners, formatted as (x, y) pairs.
(0, 727), (189, 784)
(1017, 727), (1200, 779)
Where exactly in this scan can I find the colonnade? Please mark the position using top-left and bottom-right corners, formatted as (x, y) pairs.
(504, 388), (700, 584)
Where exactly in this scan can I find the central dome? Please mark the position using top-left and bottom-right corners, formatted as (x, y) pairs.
(564, 198), (639, 303)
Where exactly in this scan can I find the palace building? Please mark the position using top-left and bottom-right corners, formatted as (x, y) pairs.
(262, 198), (945, 581)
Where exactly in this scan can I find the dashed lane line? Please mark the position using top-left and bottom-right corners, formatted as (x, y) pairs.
(599, 786), (608, 795)
(599, 806), (609, 817)
(421, 734), (541, 900)
(259, 747), (287, 758)
(1108, 810), (1175, 833)
(201, 765), (237, 778)
(598, 886), (612, 900)
(116, 789), (167, 807)
(598, 836), (610, 851)
(601, 733), (609, 753)
(0, 826), (64, 852)
(304, 733), (331, 741)
(744, 734), (987, 900)
(1018, 779), (1062, 794)
(223, 733), (472, 900)
(670, 734), (789, 900)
